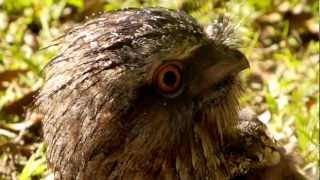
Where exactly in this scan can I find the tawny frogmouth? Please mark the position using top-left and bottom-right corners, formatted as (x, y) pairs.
(35, 8), (305, 180)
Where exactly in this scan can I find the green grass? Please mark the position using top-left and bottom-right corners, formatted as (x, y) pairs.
(0, 0), (318, 179)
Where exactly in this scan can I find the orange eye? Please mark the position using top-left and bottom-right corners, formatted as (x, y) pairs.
(153, 62), (183, 96)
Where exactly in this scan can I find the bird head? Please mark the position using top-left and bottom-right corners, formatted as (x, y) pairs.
(37, 8), (249, 178)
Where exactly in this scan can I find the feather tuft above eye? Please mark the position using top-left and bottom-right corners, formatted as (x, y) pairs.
(205, 15), (241, 48)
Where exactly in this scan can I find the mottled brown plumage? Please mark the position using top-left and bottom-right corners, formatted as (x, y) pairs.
(35, 8), (304, 180)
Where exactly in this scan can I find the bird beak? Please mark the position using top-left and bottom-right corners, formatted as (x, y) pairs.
(188, 50), (249, 96)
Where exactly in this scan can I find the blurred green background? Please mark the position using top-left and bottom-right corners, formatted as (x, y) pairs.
(0, 0), (318, 179)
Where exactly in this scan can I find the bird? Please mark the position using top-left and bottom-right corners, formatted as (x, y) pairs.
(34, 8), (305, 180)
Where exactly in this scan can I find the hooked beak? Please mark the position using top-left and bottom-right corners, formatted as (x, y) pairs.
(188, 49), (249, 96)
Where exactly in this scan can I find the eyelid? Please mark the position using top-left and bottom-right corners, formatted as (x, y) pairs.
(159, 61), (184, 69)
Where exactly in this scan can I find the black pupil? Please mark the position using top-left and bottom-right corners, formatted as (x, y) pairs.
(163, 71), (177, 87)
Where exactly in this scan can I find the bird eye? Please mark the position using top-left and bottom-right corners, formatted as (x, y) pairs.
(153, 62), (183, 96)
